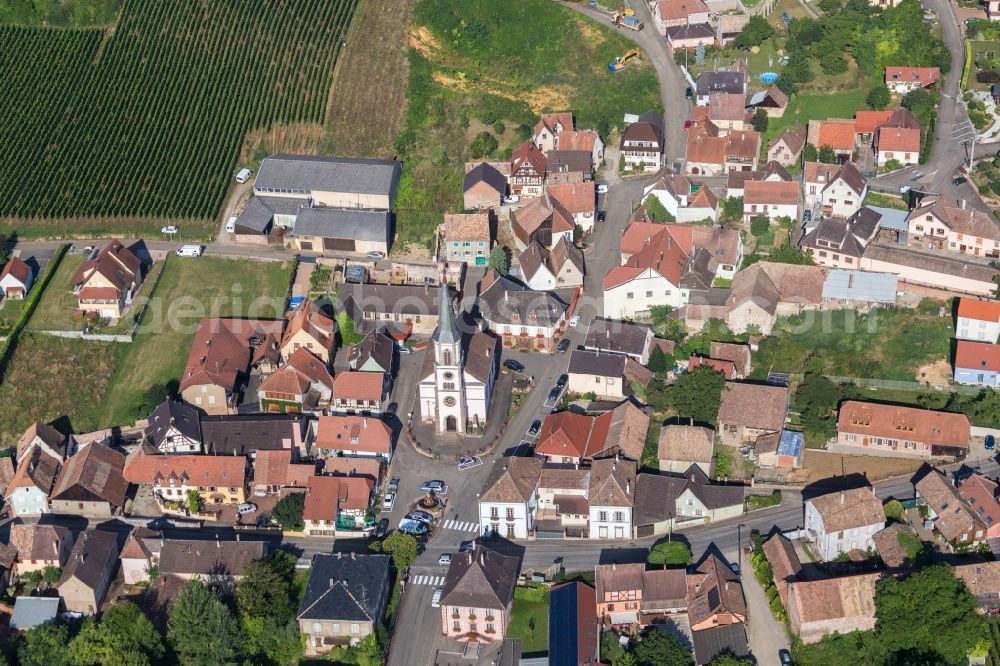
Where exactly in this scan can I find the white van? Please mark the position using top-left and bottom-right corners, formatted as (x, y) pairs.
(225, 217), (237, 233)
(431, 588), (443, 608)
(235, 168), (252, 184)
(176, 244), (203, 258)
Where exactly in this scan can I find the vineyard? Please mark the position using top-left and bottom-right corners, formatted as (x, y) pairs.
(0, 0), (358, 230)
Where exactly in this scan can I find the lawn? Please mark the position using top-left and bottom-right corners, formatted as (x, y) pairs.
(968, 40), (1000, 92)
(97, 255), (294, 426)
(749, 301), (953, 382)
(26, 255), (165, 333)
(766, 88), (870, 144)
(507, 584), (549, 657)
(394, 0), (661, 248)
(863, 191), (909, 210)
(0, 333), (118, 447)
(0, 298), (25, 334)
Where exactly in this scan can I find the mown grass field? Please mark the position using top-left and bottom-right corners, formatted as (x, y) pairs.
(0, 256), (293, 444)
(393, 0), (661, 247)
(0, 0), (358, 237)
(507, 585), (549, 656)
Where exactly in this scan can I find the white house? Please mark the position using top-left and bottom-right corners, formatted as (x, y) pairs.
(804, 488), (886, 561)
(604, 226), (691, 318)
(0, 256), (34, 300)
(477, 271), (571, 354)
(642, 176), (719, 223)
(517, 238), (585, 291)
(907, 197), (1000, 258)
(743, 180), (800, 222)
(588, 459), (636, 540)
(956, 298), (1000, 343)
(144, 401), (203, 454)
(478, 458), (543, 539)
(802, 162), (867, 218)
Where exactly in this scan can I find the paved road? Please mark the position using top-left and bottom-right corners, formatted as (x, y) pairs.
(559, 1), (690, 167)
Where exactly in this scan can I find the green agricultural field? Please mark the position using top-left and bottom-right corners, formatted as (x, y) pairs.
(98, 255), (294, 426)
(394, 0), (661, 247)
(0, 0), (358, 237)
(0, 256), (293, 444)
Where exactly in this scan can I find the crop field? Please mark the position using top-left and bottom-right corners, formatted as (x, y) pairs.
(0, 0), (358, 235)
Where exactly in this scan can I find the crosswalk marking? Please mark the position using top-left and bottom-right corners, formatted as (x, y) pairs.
(441, 519), (479, 532)
(411, 575), (446, 586)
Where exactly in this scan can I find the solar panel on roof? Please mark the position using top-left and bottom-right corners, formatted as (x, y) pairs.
(548, 585), (579, 666)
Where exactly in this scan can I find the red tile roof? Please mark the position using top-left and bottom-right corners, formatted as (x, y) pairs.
(303, 475), (373, 520)
(955, 340), (1000, 373)
(180, 318), (284, 392)
(853, 111), (893, 135)
(606, 226), (689, 289)
(332, 371), (385, 402)
(815, 120), (857, 151)
(315, 415), (392, 455)
(957, 298), (1000, 323)
(959, 474), (1000, 530)
(744, 180), (799, 206)
(0, 256), (32, 285)
(688, 355), (736, 379)
(876, 126), (920, 153)
(123, 450), (246, 487)
(511, 141), (547, 176)
(837, 401), (970, 449)
(885, 66), (940, 87)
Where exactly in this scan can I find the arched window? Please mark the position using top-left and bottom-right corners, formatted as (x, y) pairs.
(443, 349), (452, 365)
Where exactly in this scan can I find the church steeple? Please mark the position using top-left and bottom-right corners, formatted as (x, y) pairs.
(432, 282), (460, 346)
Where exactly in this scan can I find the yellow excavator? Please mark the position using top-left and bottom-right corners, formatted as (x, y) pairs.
(608, 48), (640, 72)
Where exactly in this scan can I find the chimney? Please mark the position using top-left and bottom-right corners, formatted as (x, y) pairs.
(626, 480), (631, 495)
(962, 199), (967, 210)
(329, 578), (335, 588)
(840, 490), (845, 505)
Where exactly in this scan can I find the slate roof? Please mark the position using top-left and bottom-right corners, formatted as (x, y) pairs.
(60, 529), (120, 589)
(298, 553), (392, 622)
(583, 318), (652, 358)
(349, 327), (395, 372)
(145, 400), (203, 449)
(440, 545), (520, 611)
(339, 282), (444, 325)
(50, 444), (128, 508)
(463, 162), (507, 195)
(568, 348), (628, 378)
(696, 71), (744, 97)
(200, 413), (309, 456)
(291, 208), (390, 242)
(692, 624), (750, 665)
(157, 539), (267, 577)
(254, 154), (401, 198)
(478, 271), (570, 328)
(633, 467), (746, 526)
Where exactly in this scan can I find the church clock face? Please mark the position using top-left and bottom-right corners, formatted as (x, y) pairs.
(443, 371), (455, 380)
(444, 396), (457, 407)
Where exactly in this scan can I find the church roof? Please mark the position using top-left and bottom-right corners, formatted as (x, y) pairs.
(432, 282), (461, 345)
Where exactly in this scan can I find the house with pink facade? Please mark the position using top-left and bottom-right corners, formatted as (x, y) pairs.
(906, 197), (1000, 259)
(439, 544), (519, 643)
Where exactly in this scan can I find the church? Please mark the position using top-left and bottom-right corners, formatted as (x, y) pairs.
(417, 283), (499, 433)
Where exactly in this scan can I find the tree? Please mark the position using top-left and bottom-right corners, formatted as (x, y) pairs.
(646, 540), (692, 568)
(750, 215), (770, 238)
(19, 623), (70, 666)
(818, 145), (838, 164)
(794, 372), (840, 441)
(647, 346), (669, 374)
(710, 654), (756, 666)
(236, 554), (295, 625)
(272, 492), (305, 531)
(751, 108), (769, 133)
(487, 245), (510, 276)
(242, 617), (303, 666)
(819, 50), (848, 75)
(883, 499), (904, 523)
(68, 602), (164, 666)
(866, 86), (891, 110)
(733, 15), (774, 50)
(721, 196), (744, 223)
(902, 89), (934, 118)
(666, 366), (726, 425)
(632, 628), (691, 666)
(186, 489), (203, 513)
(371, 532), (418, 571)
(875, 564), (985, 665)
(470, 131), (499, 159)
(167, 580), (245, 665)
(803, 143), (818, 162)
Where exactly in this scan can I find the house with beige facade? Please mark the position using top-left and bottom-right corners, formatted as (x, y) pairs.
(594, 563), (688, 627)
(439, 545), (519, 644)
(717, 382), (788, 447)
(442, 213), (492, 266)
(907, 197), (1000, 258)
(633, 468), (746, 537)
(805, 487), (886, 560)
(787, 573), (879, 643)
(58, 530), (120, 614)
(767, 123), (806, 167)
(72, 240), (145, 321)
(658, 425), (714, 475)
(302, 474), (374, 537)
(281, 300), (336, 364)
(6, 524), (73, 576)
(123, 449), (247, 507)
(835, 401), (970, 459)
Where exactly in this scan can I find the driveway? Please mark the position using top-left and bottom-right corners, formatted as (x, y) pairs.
(743, 565), (789, 666)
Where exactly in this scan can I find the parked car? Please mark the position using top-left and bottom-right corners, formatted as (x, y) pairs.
(557, 339), (571, 354)
(374, 518), (389, 538)
(568, 315), (580, 327)
(548, 386), (561, 402)
(685, 86), (693, 99)
(431, 587), (443, 607)
(161, 225), (179, 235)
(367, 250), (385, 261)
(504, 359), (525, 373)
(175, 244), (203, 257)
(781, 11), (792, 25)
(528, 420), (542, 437)
(730, 562), (741, 578)
(778, 649), (793, 665)
(407, 510), (434, 525)
(438, 554), (452, 566)
(459, 540), (475, 553)
(683, 119), (692, 131)
(503, 194), (520, 205)
(458, 456), (482, 470)
(387, 477), (400, 492)
(953, 176), (967, 186)
(419, 480), (446, 494)
(398, 519), (428, 536)
(556, 374), (568, 390)
(802, 209), (812, 222)
(986, 435), (996, 451)
(596, 183), (609, 195)
(398, 345), (411, 355)
(597, 210), (607, 222)
(225, 217), (237, 233)
(237, 503), (257, 516)
(382, 492), (396, 512)
(235, 168), (252, 184)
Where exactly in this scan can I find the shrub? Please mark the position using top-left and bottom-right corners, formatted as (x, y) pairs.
(470, 131), (499, 158)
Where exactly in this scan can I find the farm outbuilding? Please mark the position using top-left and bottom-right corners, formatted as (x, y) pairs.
(254, 154), (401, 210)
(291, 208), (391, 254)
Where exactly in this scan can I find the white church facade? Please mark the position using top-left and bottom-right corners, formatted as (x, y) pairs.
(417, 284), (499, 433)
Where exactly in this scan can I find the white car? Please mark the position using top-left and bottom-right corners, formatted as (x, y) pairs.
(458, 456), (482, 470)
(235, 168), (252, 184)
(382, 492), (396, 512)
(367, 250), (385, 261)
(438, 554), (452, 566)
(503, 195), (520, 205)
(568, 315), (580, 327)
(431, 587), (443, 607)
(596, 183), (609, 194)
(161, 225), (179, 235)
(237, 503), (257, 516)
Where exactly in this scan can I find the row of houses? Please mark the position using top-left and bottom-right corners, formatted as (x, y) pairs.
(954, 298), (1000, 387)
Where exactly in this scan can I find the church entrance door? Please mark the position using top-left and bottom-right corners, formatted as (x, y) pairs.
(445, 415), (457, 431)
